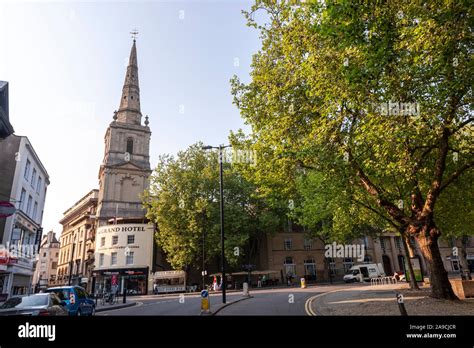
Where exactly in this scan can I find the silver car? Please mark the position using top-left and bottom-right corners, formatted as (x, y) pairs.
(0, 293), (68, 316)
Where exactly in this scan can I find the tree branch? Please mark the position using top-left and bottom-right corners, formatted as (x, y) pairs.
(439, 160), (474, 194)
(352, 198), (400, 230)
(449, 117), (473, 135)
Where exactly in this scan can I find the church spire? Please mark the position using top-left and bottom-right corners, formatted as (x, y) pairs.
(116, 36), (142, 125)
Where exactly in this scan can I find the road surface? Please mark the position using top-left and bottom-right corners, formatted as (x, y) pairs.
(97, 283), (358, 316)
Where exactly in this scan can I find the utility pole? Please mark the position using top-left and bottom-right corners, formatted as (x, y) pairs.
(202, 144), (231, 304)
(218, 145), (226, 304)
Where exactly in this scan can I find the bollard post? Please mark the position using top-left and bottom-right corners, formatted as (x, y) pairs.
(200, 290), (211, 315)
(300, 277), (306, 289)
(123, 288), (127, 304)
(396, 293), (407, 316)
(243, 282), (249, 297)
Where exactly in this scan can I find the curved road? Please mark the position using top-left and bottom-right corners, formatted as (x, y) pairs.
(97, 284), (356, 316)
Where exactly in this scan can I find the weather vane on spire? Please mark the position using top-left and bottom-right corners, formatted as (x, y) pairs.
(130, 29), (139, 41)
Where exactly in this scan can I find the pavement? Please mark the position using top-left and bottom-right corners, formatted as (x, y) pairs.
(304, 283), (474, 316)
(305, 283), (398, 316)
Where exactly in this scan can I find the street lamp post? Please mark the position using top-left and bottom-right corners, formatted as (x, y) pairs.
(202, 144), (231, 304)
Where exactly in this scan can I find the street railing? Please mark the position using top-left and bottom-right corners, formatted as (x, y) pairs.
(370, 276), (398, 286)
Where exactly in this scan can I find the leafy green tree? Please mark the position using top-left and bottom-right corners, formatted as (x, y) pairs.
(143, 143), (282, 275)
(231, 1), (473, 299)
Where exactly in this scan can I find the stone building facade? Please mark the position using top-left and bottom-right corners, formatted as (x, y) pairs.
(92, 39), (156, 296)
(54, 190), (98, 292)
(0, 135), (49, 298)
(32, 230), (59, 291)
(259, 227), (474, 284)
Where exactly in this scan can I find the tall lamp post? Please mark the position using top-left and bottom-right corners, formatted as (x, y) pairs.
(202, 144), (231, 304)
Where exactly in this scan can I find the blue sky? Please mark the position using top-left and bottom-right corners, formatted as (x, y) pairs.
(0, 0), (264, 235)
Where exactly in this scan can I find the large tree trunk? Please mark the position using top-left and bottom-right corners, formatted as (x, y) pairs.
(401, 231), (420, 290)
(415, 224), (458, 300)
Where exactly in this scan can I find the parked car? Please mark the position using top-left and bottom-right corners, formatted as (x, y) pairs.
(0, 293), (68, 316)
(45, 286), (95, 316)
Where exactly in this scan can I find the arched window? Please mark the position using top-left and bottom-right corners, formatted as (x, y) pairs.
(126, 138), (134, 154)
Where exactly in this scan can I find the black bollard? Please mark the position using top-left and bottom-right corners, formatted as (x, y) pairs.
(123, 288), (127, 304)
(396, 293), (407, 316)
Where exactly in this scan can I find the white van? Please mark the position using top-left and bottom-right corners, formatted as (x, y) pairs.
(343, 263), (385, 283)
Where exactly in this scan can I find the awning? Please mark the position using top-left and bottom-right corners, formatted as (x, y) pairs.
(153, 270), (185, 279)
(209, 270), (279, 277)
(233, 270), (279, 276)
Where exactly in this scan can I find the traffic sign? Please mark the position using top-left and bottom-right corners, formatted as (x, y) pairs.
(0, 202), (16, 218)
(200, 290), (210, 314)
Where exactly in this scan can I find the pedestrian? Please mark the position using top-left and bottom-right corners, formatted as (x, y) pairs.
(212, 276), (217, 291)
(262, 274), (267, 287)
(257, 276), (262, 288)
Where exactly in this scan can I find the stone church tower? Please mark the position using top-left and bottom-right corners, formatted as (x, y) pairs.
(96, 39), (152, 225)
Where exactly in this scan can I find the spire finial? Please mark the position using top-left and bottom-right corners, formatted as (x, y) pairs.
(145, 115), (149, 126)
(130, 29), (139, 42)
(113, 110), (118, 120)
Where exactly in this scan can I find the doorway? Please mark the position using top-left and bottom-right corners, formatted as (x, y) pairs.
(382, 255), (393, 275)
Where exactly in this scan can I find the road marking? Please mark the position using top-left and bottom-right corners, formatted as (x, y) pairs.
(97, 301), (143, 314)
(305, 295), (318, 316)
(304, 285), (370, 316)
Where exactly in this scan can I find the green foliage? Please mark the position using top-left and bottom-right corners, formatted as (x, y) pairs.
(143, 143), (283, 271)
(231, 0), (473, 241)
